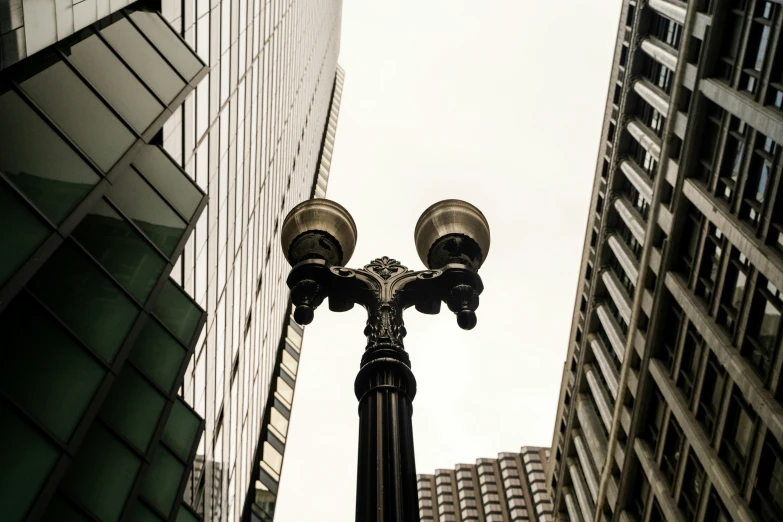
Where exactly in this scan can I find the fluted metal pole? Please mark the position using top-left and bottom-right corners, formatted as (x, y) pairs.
(353, 345), (420, 522)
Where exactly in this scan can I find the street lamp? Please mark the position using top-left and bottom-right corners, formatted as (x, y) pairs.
(280, 199), (490, 522)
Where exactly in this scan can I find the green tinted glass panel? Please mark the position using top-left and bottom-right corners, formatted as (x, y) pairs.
(128, 11), (203, 81)
(72, 199), (166, 302)
(133, 146), (202, 219)
(101, 367), (165, 452)
(27, 241), (140, 363)
(153, 280), (202, 344)
(140, 446), (185, 515)
(68, 33), (164, 134)
(176, 505), (199, 522)
(0, 91), (99, 223)
(0, 183), (50, 285)
(101, 19), (185, 103)
(20, 61), (135, 172)
(63, 424), (140, 522)
(0, 293), (106, 442)
(130, 319), (186, 393)
(129, 502), (164, 522)
(109, 169), (186, 257)
(40, 496), (92, 522)
(0, 400), (61, 522)
(163, 400), (201, 461)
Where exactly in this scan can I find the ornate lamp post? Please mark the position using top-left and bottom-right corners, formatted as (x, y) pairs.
(280, 199), (490, 522)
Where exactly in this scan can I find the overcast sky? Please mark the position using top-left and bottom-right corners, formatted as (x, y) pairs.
(275, 1), (622, 519)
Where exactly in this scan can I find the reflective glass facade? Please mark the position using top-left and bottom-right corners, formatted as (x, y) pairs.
(156, 0), (343, 519)
(0, 6), (208, 521)
(549, 2), (783, 522)
(1, 0), (343, 519)
(417, 448), (553, 522)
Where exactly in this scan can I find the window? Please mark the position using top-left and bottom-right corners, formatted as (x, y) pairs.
(642, 54), (674, 95)
(680, 205), (703, 277)
(751, 433), (783, 522)
(645, 389), (667, 449)
(695, 225), (725, 305)
(698, 101), (725, 182)
(717, 119), (748, 205)
(742, 278), (783, 383)
(705, 490), (731, 522)
(767, 46), (783, 110)
(717, 1), (748, 80)
(0, 91), (100, 224)
(696, 353), (726, 438)
(20, 61), (135, 172)
(640, 99), (666, 138)
(629, 471), (651, 519)
(650, 12), (683, 50)
(719, 388), (757, 485)
(677, 324), (705, 401)
(660, 300), (683, 371)
(0, 182), (52, 286)
(67, 31), (165, 134)
(661, 417), (684, 485)
(740, 2), (776, 95)
(717, 251), (750, 334)
(741, 135), (777, 229)
(678, 452), (706, 520)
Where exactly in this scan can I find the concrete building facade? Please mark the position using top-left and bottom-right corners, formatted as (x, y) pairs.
(418, 447), (554, 522)
(548, 1), (783, 522)
(0, 0), (343, 520)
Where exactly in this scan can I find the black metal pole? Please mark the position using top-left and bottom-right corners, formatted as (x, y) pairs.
(354, 345), (420, 522)
(285, 256), (483, 522)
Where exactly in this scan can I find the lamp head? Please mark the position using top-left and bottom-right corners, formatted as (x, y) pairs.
(281, 199), (357, 266)
(414, 199), (490, 270)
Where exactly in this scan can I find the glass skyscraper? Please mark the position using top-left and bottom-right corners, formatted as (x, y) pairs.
(547, 1), (783, 522)
(0, 0), (343, 520)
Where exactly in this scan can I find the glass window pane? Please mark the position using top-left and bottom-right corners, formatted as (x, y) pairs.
(40, 496), (93, 522)
(108, 168), (186, 257)
(128, 11), (203, 81)
(263, 441), (282, 473)
(20, 61), (135, 172)
(0, 293), (106, 442)
(176, 505), (199, 522)
(129, 502), (164, 522)
(62, 423), (141, 522)
(67, 33), (164, 134)
(27, 241), (140, 364)
(140, 446), (186, 515)
(154, 280), (202, 345)
(133, 146), (202, 219)
(163, 399), (201, 461)
(72, 199), (167, 302)
(101, 367), (166, 452)
(270, 408), (289, 438)
(101, 19), (185, 103)
(130, 319), (187, 394)
(0, 91), (99, 223)
(0, 183), (51, 285)
(0, 400), (61, 522)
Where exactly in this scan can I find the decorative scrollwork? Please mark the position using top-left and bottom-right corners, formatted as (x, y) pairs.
(365, 256), (408, 280)
(286, 256), (484, 351)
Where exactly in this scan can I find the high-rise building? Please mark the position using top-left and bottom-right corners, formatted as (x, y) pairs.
(417, 447), (553, 522)
(0, 0), (343, 520)
(547, 1), (783, 522)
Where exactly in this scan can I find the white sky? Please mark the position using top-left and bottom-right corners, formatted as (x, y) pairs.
(275, 1), (622, 519)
